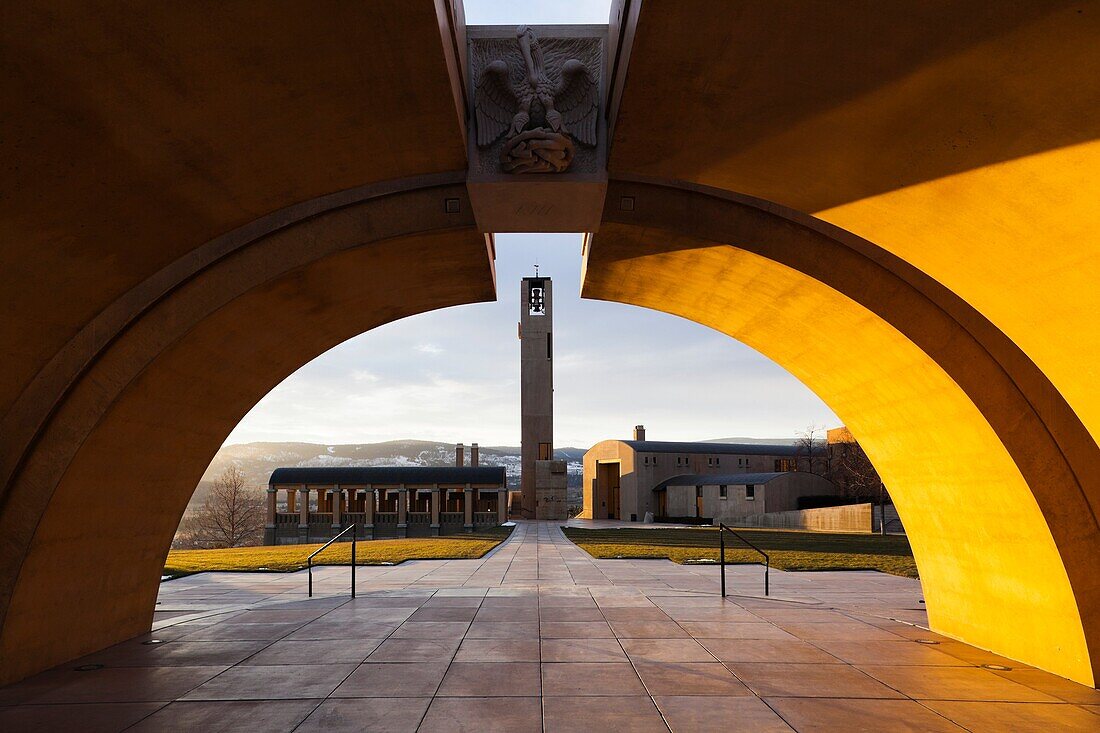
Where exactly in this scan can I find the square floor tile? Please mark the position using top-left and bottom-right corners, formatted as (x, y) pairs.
(541, 638), (627, 663)
(814, 639), (969, 666)
(454, 638), (540, 662)
(331, 662), (447, 698)
(241, 638), (381, 665)
(128, 699), (319, 732)
(729, 662), (904, 698)
(620, 638), (714, 662)
(367, 638), (459, 662)
(466, 621), (539, 639)
(766, 697), (965, 732)
(544, 695), (667, 732)
(655, 695), (794, 732)
(295, 697), (430, 732)
(776, 621), (903, 642)
(699, 638), (841, 664)
(181, 664), (355, 700)
(539, 621), (614, 638)
(0, 702), (164, 732)
(419, 696), (542, 732)
(539, 606), (606, 622)
(541, 663), (646, 696)
(922, 700), (1100, 732)
(408, 607), (478, 622)
(30, 666), (228, 704)
(680, 622), (797, 640)
(988, 668), (1100, 705)
(599, 607), (671, 622)
(607, 620), (689, 638)
(634, 661), (751, 696)
(180, 622), (302, 642)
(475, 606), (539, 622)
(391, 621), (470, 639)
(438, 662), (541, 697)
(285, 620), (399, 640)
(860, 665), (1062, 702)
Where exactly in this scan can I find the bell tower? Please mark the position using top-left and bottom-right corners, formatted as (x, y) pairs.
(520, 274), (553, 518)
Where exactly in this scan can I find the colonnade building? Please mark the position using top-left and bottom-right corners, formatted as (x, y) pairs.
(264, 464), (507, 545)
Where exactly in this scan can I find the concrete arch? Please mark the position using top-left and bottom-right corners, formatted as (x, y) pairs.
(0, 175), (492, 684)
(582, 178), (1100, 686)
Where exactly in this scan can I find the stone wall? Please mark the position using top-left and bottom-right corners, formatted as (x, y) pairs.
(722, 503), (874, 533)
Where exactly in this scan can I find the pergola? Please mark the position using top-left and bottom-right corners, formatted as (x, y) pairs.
(266, 466), (509, 543)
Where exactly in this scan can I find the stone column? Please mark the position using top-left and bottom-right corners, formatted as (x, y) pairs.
(298, 485), (310, 544)
(497, 489), (508, 525)
(463, 483), (473, 531)
(430, 484), (441, 536)
(397, 484), (407, 538)
(331, 484), (342, 531)
(264, 487), (277, 545)
(287, 487), (296, 513)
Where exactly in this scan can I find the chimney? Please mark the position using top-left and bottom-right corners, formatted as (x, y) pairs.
(471, 443), (479, 467)
(634, 425), (646, 441)
(456, 443), (464, 467)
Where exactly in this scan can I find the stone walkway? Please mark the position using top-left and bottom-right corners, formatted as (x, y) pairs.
(1, 521), (1096, 731)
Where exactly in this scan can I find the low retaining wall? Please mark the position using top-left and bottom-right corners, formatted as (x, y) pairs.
(723, 503), (874, 533)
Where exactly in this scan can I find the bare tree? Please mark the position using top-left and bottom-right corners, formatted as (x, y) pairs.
(827, 438), (887, 503)
(175, 466), (264, 549)
(794, 423), (829, 475)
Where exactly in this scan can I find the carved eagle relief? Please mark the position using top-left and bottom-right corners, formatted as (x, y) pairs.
(474, 27), (598, 173)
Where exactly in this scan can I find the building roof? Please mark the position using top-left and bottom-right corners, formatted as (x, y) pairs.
(269, 466), (507, 487)
(653, 472), (790, 490)
(622, 440), (802, 456)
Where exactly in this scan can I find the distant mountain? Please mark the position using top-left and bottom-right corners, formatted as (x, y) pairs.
(701, 436), (799, 446)
(192, 440), (585, 511)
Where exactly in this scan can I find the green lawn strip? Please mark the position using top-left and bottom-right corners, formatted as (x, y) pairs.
(164, 526), (513, 576)
(561, 527), (917, 578)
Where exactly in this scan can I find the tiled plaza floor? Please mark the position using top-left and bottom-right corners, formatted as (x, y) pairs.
(1, 521), (1097, 731)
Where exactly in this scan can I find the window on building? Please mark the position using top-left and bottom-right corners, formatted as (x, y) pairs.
(715, 457), (720, 466)
(745, 485), (756, 500)
(719, 485), (727, 499)
(775, 458), (795, 472)
(539, 442), (551, 460)
(707, 457), (713, 466)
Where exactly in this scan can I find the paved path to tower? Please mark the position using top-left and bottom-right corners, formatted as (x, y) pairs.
(1, 522), (1096, 731)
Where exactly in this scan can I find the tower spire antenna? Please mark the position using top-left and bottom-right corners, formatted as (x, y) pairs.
(534, 261), (539, 277)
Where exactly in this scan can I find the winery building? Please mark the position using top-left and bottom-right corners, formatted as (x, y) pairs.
(582, 426), (816, 521)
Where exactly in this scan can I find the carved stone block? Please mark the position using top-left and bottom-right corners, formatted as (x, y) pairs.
(466, 25), (608, 233)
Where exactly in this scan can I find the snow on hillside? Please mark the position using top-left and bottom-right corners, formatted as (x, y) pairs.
(198, 440), (584, 500)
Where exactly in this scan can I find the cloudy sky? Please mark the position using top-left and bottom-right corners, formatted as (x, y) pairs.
(221, 1), (840, 449)
(224, 234), (838, 449)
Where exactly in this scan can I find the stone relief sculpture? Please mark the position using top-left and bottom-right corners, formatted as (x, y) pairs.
(474, 26), (599, 174)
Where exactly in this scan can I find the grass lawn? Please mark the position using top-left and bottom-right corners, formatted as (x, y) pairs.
(164, 526), (513, 576)
(562, 526), (917, 578)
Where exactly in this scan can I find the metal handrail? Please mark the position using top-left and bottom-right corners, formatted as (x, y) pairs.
(307, 523), (358, 598)
(718, 523), (770, 597)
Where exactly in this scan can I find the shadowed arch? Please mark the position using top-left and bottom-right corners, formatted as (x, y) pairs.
(582, 177), (1100, 686)
(0, 175), (492, 684)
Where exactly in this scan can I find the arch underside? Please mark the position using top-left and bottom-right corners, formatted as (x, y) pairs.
(0, 180), (492, 685)
(1, 0), (1097, 694)
(582, 180), (1100, 686)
